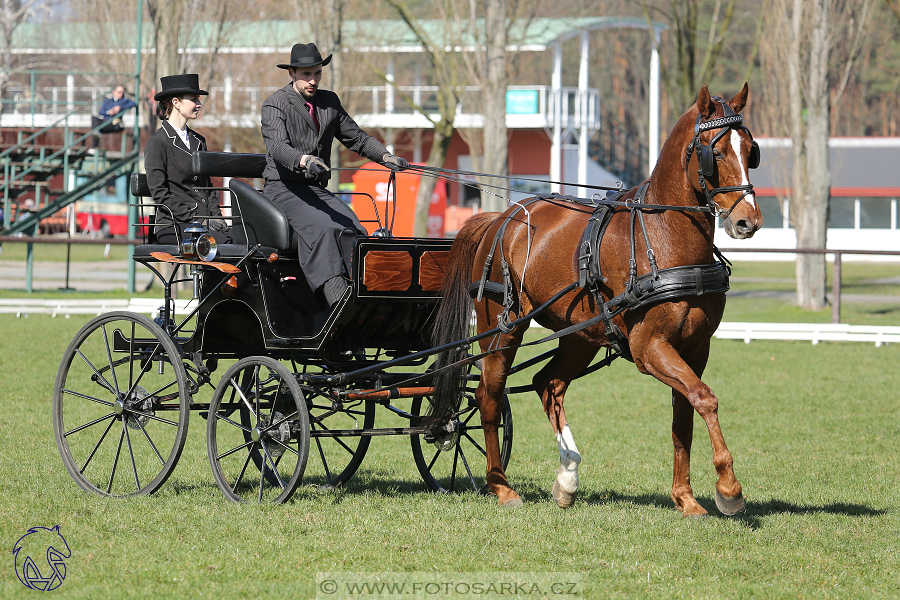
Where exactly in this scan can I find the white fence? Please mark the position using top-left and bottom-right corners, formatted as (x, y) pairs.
(0, 298), (193, 318)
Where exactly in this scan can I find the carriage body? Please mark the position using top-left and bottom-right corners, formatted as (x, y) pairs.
(52, 152), (509, 504)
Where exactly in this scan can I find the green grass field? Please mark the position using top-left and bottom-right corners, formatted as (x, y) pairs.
(1, 307), (898, 599)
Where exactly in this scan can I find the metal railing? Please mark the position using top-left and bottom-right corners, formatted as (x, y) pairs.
(719, 247), (900, 323)
(1, 70), (135, 125)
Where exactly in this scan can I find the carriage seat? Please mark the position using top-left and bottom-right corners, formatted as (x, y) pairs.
(129, 172), (269, 260)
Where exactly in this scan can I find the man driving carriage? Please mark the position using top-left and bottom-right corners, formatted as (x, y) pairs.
(260, 43), (410, 306)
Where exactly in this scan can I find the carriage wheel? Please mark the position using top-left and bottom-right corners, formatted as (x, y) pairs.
(52, 311), (190, 497)
(303, 386), (375, 490)
(207, 357), (310, 503)
(410, 393), (513, 495)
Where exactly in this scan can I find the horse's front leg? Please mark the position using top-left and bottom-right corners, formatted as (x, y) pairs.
(635, 338), (744, 517)
(533, 337), (597, 508)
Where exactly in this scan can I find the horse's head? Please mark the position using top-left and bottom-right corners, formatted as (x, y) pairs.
(684, 84), (763, 239)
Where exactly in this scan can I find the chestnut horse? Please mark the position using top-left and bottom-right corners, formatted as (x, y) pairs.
(430, 84), (763, 517)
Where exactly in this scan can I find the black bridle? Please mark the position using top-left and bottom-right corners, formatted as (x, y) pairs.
(684, 97), (760, 219)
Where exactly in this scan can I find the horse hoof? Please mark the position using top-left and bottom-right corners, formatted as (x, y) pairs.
(552, 479), (576, 508)
(715, 490), (746, 516)
(683, 512), (710, 520)
(500, 498), (524, 508)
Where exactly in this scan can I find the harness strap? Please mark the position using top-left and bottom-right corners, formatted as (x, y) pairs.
(475, 197), (544, 302)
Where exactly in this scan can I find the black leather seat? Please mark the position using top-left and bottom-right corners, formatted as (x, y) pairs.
(228, 179), (295, 253)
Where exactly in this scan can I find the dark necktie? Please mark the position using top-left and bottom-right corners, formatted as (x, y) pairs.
(306, 101), (319, 131)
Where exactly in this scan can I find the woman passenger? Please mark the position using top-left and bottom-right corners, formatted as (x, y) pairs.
(144, 73), (231, 244)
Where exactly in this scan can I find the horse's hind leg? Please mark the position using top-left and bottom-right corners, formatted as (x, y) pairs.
(476, 331), (525, 507)
(636, 339), (744, 517)
(532, 336), (598, 508)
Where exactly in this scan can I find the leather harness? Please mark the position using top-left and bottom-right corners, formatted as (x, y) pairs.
(467, 187), (731, 361)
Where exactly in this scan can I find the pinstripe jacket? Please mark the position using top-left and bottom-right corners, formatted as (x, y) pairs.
(260, 84), (388, 185)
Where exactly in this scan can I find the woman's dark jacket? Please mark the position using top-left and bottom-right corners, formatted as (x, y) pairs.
(144, 120), (221, 227)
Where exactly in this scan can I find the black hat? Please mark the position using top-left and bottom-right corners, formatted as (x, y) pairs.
(277, 43), (332, 70)
(154, 74), (209, 101)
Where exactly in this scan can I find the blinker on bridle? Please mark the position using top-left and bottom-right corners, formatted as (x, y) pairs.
(684, 97), (760, 219)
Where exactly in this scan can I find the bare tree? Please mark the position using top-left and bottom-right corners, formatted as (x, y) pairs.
(386, 0), (465, 237)
(642, 0), (742, 114)
(453, 0), (536, 212)
(0, 0), (51, 100)
(760, 0), (871, 310)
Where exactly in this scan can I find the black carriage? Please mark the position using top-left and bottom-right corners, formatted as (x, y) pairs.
(52, 152), (512, 503)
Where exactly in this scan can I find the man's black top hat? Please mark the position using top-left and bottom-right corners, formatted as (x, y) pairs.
(277, 43), (332, 70)
(154, 74), (209, 101)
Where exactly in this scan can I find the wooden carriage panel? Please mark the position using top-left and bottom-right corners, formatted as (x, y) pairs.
(418, 251), (451, 291)
(363, 251), (414, 291)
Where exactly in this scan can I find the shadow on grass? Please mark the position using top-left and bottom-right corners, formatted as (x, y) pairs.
(572, 489), (886, 529)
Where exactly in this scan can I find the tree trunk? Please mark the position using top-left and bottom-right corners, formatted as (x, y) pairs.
(479, 0), (508, 212)
(414, 119), (454, 237)
(153, 0), (184, 84)
(324, 0), (343, 194)
(789, 0), (830, 310)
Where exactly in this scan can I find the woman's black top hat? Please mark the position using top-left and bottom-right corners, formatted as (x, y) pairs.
(277, 43), (332, 70)
(154, 74), (209, 101)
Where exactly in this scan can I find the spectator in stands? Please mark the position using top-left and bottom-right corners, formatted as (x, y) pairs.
(91, 85), (137, 149)
(144, 74), (231, 245)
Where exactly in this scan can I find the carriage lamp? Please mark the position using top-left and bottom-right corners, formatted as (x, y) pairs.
(181, 223), (218, 299)
(180, 223), (218, 262)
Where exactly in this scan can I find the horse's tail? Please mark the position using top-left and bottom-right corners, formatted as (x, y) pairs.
(429, 212), (500, 420)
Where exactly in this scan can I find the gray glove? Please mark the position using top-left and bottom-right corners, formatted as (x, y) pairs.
(300, 155), (330, 177)
(382, 153), (409, 172)
(208, 218), (229, 233)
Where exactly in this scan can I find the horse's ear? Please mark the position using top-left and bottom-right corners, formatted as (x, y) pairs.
(696, 85), (714, 119)
(729, 83), (749, 114)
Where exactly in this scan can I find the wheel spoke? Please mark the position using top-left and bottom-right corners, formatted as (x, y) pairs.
(215, 412), (252, 433)
(65, 412), (115, 437)
(260, 410), (298, 434)
(229, 376), (257, 419)
(106, 422), (126, 494)
(315, 437), (333, 481)
(127, 408), (178, 427)
(262, 444), (287, 490)
(268, 437), (300, 457)
(79, 416), (117, 473)
(101, 324), (120, 394)
(427, 447), (441, 471)
(462, 432), (487, 457)
(449, 445), (459, 492)
(75, 349), (116, 396)
(232, 446), (255, 494)
(457, 444), (478, 490)
(136, 420), (165, 465)
(217, 439), (256, 461)
(128, 322), (135, 393)
(62, 388), (114, 407)
(253, 366), (261, 422)
(123, 420), (141, 492)
(258, 446), (266, 502)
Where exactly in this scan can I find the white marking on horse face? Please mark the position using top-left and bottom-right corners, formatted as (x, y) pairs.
(730, 130), (756, 208)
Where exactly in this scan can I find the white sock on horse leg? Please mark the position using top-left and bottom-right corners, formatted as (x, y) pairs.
(555, 424), (581, 494)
